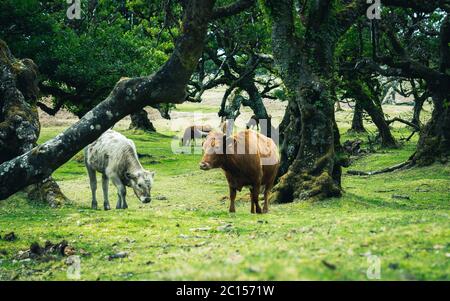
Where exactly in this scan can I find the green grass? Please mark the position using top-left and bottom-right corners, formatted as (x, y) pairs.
(174, 103), (219, 114)
(0, 123), (449, 280)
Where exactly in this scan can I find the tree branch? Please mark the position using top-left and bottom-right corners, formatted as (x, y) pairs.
(211, 0), (255, 20)
(36, 100), (63, 116)
(386, 117), (420, 131)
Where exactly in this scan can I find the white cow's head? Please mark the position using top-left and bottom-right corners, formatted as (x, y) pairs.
(126, 170), (155, 203)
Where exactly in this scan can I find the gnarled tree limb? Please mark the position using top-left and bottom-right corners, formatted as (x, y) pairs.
(211, 0), (255, 20)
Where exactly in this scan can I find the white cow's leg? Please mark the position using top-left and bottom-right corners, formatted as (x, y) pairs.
(87, 167), (98, 209)
(102, 174), (110, 210)
(111, 176), (127, 209)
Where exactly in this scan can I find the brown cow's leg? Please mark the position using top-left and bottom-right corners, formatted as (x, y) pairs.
(249, 188), (255, 213)
(251, 186), (262, 214)
(263, 185), (271, 213)
(229, 187), (236, 213)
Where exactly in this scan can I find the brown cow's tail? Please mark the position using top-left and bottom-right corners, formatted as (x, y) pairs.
(260, 186), (267, 194)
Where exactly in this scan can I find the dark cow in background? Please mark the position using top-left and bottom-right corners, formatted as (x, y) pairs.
(181, 124), (212, 146)
(246, 115), (276, 139)
(199, 130), (279, 214)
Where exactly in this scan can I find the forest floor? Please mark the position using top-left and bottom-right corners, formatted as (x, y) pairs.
(0, 96), (449, 280)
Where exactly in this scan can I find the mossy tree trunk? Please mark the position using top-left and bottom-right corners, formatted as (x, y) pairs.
(410, 81), (429, 127)
(264, 0), (349, 202)
(348, 80), (397, 147)
(411, 96), (426, 127)
(350, 99), (366, 133)
(129, 109), (156, 132)
(413, 92), (450, 165)
(412, 15), (450, 165)
(0, 40), (68, 206)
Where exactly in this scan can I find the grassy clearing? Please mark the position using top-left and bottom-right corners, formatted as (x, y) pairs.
(0, 119), (449, 280)
(174, 103), (219, 114)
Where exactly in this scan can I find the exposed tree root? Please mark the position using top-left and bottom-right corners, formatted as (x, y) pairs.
(26, 177), (69, 208)
(347, 160), (414, 176)
(129, 109), (156, 132)
(270, 170), (341, 203)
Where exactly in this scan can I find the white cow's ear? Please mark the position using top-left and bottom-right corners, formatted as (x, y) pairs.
(150, 171), (155, 178)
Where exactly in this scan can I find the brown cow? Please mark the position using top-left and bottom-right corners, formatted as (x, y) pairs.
(181, 125), (212, 146)
(199, 130), (279, 214)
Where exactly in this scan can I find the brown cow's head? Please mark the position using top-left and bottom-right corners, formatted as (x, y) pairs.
(126, 170), (155, 203)
(199, 131), (230, 170)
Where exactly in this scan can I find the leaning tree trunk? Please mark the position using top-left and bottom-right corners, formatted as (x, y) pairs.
(411, 99), (425, 127)
(0, 40), (67, 206)
(0, 0), (215, 200)
(350, 99), (366, 132)
(411, 94), (427, 127)
(347, 80), (397, 147)
(361, 98), (397, 147)
(129, 109), (156, 132)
